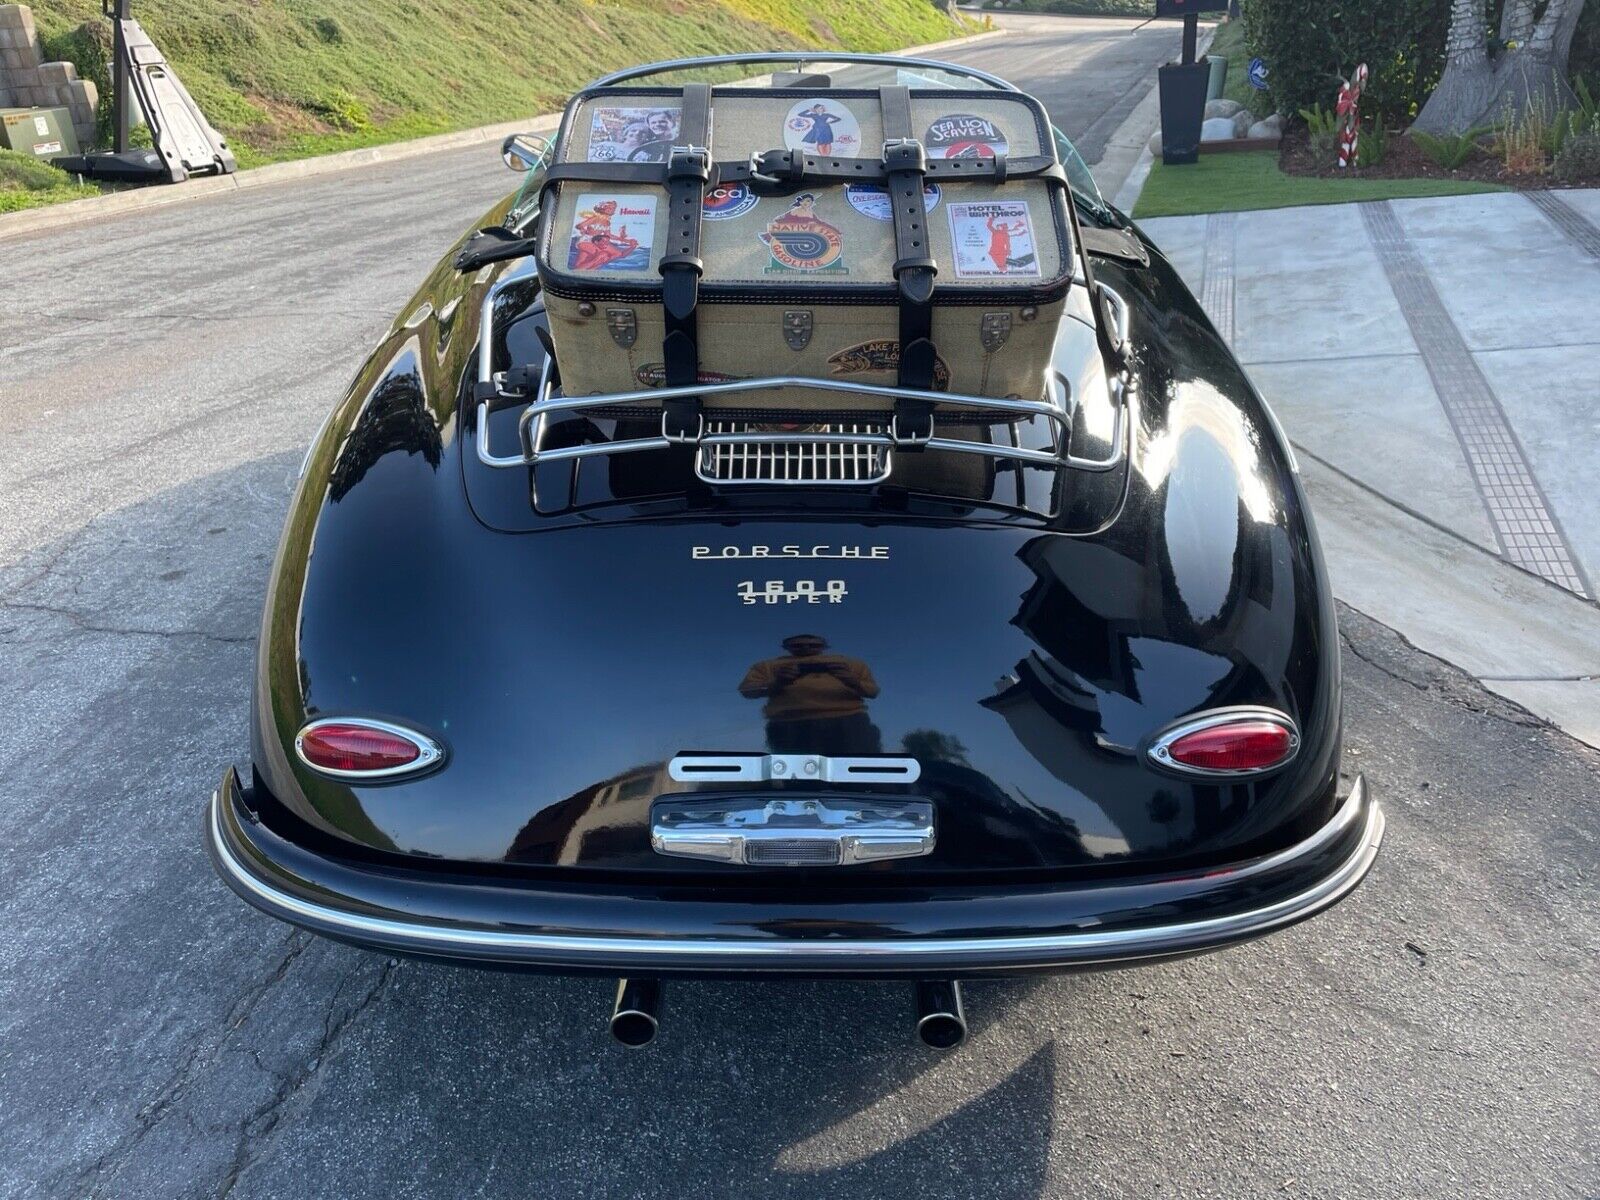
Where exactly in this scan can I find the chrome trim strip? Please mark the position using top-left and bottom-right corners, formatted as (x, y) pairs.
(667, 752), (922, 784)
(208, 779), (1380, 967)
(293, 717), (444, 781)
(1147, 707), (1302, 778)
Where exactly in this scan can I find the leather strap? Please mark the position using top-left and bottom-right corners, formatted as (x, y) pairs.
(541, 153), (1065, 191)
(659, 82), (711, 439)
(879, 85), (936, 442)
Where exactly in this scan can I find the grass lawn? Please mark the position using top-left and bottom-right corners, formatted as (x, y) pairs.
(0, 149), (99, 214)
(31, 0), (962, 168)
(1133, 151), (1507, 218)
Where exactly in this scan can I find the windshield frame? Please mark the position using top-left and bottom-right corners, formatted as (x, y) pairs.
(586, 52), (1114, 222)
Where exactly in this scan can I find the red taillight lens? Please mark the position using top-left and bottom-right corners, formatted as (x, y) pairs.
(1160, 720), (1296, 774)
(296, 720), (437, 777)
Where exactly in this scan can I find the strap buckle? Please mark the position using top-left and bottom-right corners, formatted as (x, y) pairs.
(747, 148), (795, 189)
(882, 137), (927, 173)
(662, 409), (705, 445)
(666, 143), (710, 181)
(890, 411), (934, 446)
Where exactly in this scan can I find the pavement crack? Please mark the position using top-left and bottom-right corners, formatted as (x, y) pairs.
(215, 958), (402, 1199)
(65, 932), (313, 1199)
(1340, 628), (1430, 694)
(0, 599), (253, 646)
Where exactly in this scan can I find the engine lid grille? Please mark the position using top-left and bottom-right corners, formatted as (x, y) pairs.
(696, 420), (891, 486)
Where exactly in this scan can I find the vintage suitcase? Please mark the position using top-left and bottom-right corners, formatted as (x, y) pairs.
(533, 83), (1078, 433)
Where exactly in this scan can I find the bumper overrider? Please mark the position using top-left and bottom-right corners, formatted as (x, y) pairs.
(204, 768), (1384, 977)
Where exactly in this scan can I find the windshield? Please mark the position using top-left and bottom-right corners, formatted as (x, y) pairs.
(592, 55), (1112, 222)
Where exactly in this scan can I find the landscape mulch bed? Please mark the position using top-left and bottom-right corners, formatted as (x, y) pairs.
(1277, 123), (1600, 190)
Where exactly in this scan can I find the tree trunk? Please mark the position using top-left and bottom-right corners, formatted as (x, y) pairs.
(1413, 0), (1587, 134)
(1501, 0), (1538, 45)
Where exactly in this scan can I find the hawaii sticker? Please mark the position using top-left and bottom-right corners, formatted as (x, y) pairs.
(702, 182), (759, 221)
(947, 201), (1039, 279)
(828, 340), (950, 390)
(759, 194), (847, 274)
(845, 181), (941, 221)
(567, 195), (656, 272)
(783, 99), (861, 157)
(925, 113), (1009, 159)
(586, 106), (681, 162)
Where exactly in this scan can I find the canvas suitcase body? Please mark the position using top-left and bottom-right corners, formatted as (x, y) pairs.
(534, 84), (1077, 425)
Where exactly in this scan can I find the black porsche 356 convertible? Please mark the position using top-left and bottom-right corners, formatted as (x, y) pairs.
(205, 53), (1384, 1049)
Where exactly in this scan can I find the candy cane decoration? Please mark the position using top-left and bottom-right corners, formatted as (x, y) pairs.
(1336, 64), (1369, 170)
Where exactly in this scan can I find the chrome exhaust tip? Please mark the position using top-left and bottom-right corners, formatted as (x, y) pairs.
(914, 980), (966, 1049)
(610, 978), (661, 1048)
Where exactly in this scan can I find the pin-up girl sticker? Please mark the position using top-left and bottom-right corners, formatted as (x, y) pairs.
(783, 99), (861, 158)
(567, 194), (656, 272)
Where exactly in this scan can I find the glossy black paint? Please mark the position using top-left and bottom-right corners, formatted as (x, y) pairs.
(247, 191), (1340, 894)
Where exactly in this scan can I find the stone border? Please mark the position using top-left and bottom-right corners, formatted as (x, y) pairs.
(0, 26), (1007, 243)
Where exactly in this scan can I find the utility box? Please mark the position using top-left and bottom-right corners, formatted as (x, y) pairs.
(0, 106), (79, 159)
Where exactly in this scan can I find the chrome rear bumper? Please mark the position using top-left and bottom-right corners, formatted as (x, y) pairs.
(205, 771), (1382, 977)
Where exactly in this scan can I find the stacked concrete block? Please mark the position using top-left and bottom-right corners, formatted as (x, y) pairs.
(0, 5), (100, 150)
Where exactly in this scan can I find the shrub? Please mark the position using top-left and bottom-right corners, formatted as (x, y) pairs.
(1411, 127), (1491, 170)
(1241, 0), (1449, 125)
(1497, 104), (1550, 175)
(1300, 102), (1338, 155)
(1357, 118), (1388, 167)
(1554, 131), (1600, 181)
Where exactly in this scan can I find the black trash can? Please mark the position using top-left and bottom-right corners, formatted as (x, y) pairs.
(1159, 61), (1211, 165)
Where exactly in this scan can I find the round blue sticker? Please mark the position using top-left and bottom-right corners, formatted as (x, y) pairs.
(703, 182), (759, 221)
(845, 181), (941, 221)
(1248, 58), (1270, 90)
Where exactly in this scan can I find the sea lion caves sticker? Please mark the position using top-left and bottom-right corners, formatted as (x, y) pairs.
(567, 194), (656, 272)
(925, 113), (1009, 159)
(703, 182), (758, 221)
(947, 201), (1039, 278)
(587, 106), (682, 163)
(760, 194), (847, 274)
(845, 181), (941, 221)
(783, 99), (861, 158)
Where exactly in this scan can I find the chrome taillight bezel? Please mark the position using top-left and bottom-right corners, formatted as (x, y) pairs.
(294, 717), (445, 780)
(1147, 707), (1301, 778)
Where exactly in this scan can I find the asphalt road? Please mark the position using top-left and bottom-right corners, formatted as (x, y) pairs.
(2, 16), (1596, 1200)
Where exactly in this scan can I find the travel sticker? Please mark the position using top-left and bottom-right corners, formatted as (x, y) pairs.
(702, 182), (759, 221)
(845, 181), (941, 221)
(925, 113), (1009, 159)
(783, 99), (861, 157)
(634, 363), (746, 386)
(567, 195), (656, 272)
(587, 106), (681, 163)
(827, 340), (950, 390)
(947, 201), (1039, 279)
(760, 194), (847, 274)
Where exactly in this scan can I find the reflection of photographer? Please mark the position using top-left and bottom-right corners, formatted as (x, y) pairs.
(739, 634), (882, 756)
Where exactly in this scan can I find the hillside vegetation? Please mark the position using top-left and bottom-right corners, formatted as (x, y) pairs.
(33, 0), (962, 167)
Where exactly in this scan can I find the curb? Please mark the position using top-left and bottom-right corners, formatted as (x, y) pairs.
(0, 27), (1007, 243)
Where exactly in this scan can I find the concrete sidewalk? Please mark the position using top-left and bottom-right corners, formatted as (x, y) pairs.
(1141, 191), (1600, 746)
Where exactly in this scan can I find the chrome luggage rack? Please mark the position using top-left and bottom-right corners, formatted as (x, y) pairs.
(472, 287), (1128, 486)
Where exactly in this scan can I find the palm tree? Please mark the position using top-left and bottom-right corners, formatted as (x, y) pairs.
(1413, 0), (1588, 134)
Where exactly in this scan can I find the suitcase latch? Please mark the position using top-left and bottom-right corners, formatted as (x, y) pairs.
(783, 309), (813, 351)
(605, 308), (637, 348)
(980, 311), (1012, 352)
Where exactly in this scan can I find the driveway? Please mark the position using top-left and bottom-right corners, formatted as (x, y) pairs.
(1, 19), (1595, 1200)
